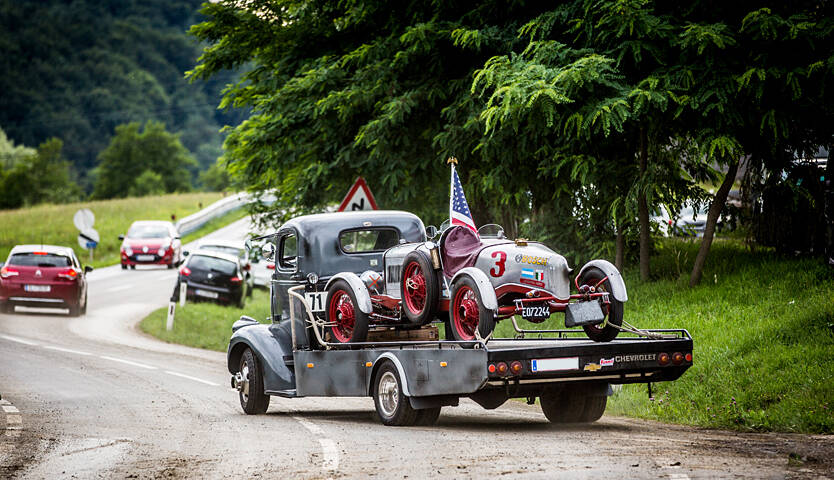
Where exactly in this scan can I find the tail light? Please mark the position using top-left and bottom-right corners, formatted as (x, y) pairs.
(266, 263), (275, 270)
(58, 269), (78, 281)
(685, 352), (693, 362)
(0, 266), (19, 279)
(510, 361), (523, 374)
(488, 364), (496, 373)
(671, 352), (685, 365)
(230, 276), (242, 284)
(496, 362), (508, 375)
(658, 352), (670, 366)
(179, 267), (191, 277)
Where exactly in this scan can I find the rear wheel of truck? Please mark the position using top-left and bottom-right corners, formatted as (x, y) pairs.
(414, 406), (442, 426)
(373, 361), (418, 426)
(239, 348), (270, 414)
(580, 395), (607, 422)
(325, 280), (369, 343)
(540, 387), (586, 423)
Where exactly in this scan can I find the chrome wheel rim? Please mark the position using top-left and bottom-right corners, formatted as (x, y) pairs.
(240, 361), (250, 402)
(377, 371), (399, 417)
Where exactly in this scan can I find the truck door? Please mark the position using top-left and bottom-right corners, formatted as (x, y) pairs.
(274, 228), (300, 321)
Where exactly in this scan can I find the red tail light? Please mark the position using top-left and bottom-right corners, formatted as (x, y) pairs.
(57, 269), (78, 281)
(488, 364), (496, 374)
(179, 267), (191, 277)
(33, 251), (48, 255)
(0, 266), (19, 279)
(685, 352), (693, 362)
(266, 263), (275, 270)
(658, 352), (670, 366)
(510, 361), (523, 374)
(230, 276), (242, 284)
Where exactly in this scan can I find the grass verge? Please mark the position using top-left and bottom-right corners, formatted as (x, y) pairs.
(0, 192), (225, 268)
(140, 288), (271, 352)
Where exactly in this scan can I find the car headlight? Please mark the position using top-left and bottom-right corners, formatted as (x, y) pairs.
(124, 246), (133, 256)
(307, 272), (319, 285)
(158, 247), (167, 256)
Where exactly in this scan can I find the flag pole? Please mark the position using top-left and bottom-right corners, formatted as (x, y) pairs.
(447, 157), (457, 225)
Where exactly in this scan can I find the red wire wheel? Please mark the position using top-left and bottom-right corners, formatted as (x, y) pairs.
(399, 251), (438, 325)
(577, 266), (623, 342)
(447, 276), (496, 343)
(325, 280), (369, 343)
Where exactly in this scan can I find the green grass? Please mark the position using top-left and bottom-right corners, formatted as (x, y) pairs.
(140, 288), (271, 352)
(0, 192), (225, 268)
(501, 238), (834, 434)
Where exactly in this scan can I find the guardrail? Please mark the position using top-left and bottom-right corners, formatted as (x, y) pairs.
(175, 192), (251, 236)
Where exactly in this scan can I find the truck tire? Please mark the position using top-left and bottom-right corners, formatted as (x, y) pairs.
(447, 276), (496, 342)
(239, 348), (270, 414)
(540, 387), (586, 423)
(580, 395), (607, 422)
(400, 251), (438, 325)
(578, 267), (623, 342)
(373, 361), (418, 426)
(326, 280), (369, 343)
(414, 407), (442, 426)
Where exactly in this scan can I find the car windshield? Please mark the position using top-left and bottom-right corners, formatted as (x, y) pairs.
(188, 255), (237, 275)
(339, 228), (399, 253)
(201, 245), (243, 258)
(128, 225), (170, 239)
(8, 252), (71, 267)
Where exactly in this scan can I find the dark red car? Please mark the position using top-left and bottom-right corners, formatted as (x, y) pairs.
(119, 220), (182, 269)
(0, 245), (92, 316)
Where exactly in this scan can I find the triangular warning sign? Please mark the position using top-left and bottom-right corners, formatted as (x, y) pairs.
(338, 177), (379, 212)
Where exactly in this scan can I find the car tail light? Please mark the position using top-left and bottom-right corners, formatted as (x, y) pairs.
(685, 352), (693, 362)
(0, 266), (19, 279)
(496, 362), (508, 375)
(33, 251), (48, 255)
(672, 352), (685, 365)
(658, 352), (670, 366)
(266, 263), (275, 270)
(488, 364), (496, 374)
(510, 361), (523, 374)
(179, 267), (191, 277)
(58, 268), (78, 280)
(230, 276), (242, 284)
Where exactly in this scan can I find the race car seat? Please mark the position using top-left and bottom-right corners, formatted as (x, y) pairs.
(440, 225), (483, 277)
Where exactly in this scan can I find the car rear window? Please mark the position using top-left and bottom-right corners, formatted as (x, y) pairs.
(8, 253), (72, 267)
(188, 255), (237, 275)
(128, 225), (170, 239)
(201, 245), (243, 258)
(339, 228), (399, 253)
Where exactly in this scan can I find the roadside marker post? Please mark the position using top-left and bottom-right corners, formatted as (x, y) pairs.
(179, 283), (187, 307)
(166, 302), (175, 331)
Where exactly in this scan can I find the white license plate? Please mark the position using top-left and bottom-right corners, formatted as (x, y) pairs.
(531, 357), (579, 373)
(195, 289), (219, 299)
(24, 285), (51, 293)
(136, 255), (155, 261)
(305, 292), (326, 313)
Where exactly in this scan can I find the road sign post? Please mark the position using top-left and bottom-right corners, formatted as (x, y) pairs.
(179, 282), (187, 307)
(74, 209), (99, 265)
(166, 302), (176, 331)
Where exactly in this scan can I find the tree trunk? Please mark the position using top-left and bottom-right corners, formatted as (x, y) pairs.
(689, 158), (741, 287)
(615, 226), (625, 272)
(638, 128), (650, 281)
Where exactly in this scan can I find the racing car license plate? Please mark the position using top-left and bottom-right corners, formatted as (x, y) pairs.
(305, 292), (326, 313)
(531, 357), (579, 372)
(521, 305), (550, 321)
(195, 289), (219, 299)
(24, 284), (50, 293)
(136, 255), (155, 261)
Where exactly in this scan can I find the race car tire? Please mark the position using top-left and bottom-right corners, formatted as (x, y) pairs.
(373, 361), (418, 426)
(239, 347), (270, 414)
(578, 266), (623, 342)
(326, 280), (369, 344)
(447, 275), (496, 343)
(400, 251), (439, 325)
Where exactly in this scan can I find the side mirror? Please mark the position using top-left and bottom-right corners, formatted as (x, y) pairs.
(84, 266), (94, 273)
(244, 238), (252, 251)
(182, 250), (190, 257)
(425, 225), (438, 239)
(262, 242), (276, 260)
(118, 234), (125, 241)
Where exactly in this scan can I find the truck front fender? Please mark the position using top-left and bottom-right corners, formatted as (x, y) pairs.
(451, 267), (498, 311)
(227, 322), (295, 393)
(577, 260), (628, 302)
(324, 272), (373, 314)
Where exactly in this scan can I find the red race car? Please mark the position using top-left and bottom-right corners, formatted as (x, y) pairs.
(119, 220), (182, 269)
(0, 245), (92, 316)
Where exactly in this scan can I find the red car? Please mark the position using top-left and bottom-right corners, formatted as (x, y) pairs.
(119, 220), (182, 269)
(0, 245), (92, 316)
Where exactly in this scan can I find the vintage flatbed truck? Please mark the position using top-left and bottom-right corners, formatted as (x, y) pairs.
(228, 211), (693, 426)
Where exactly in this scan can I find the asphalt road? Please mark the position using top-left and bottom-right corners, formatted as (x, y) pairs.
(1, 219), (833, 479)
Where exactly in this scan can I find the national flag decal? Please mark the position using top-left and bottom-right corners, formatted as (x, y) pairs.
(521, 268), (544, 281)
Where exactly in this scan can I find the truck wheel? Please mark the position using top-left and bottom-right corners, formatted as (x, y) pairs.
(578, 267), (623, 342)
(447, 276), (496, 342)
(239, 348), (270, 414)
(414, 407), (441, 426)
(326, 280), (369, 343)
(400, 251), (438, 325)
(540, 387), (586, 423)
(580, 395), (607, 422)
(373, 361), (418, 426)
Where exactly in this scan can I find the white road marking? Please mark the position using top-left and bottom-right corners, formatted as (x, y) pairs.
(292, 415), (339, 472)
(164, 370), (220, 386)
(99, 356), (157, 370)
(103, 284), (133, 293)
(0, 334), (38, 346)
(2, 405), (19, 413)
(43, 345), (93, 356)
(669, 474), (691, 480)
(2, 399), (22, 438)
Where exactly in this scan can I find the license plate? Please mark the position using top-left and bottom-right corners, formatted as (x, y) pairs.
(136, 255), (155, 261)
(305, 292), (326, 313)
(531, 357), (579, 372)
(25, 284), (51, 293)
(521, 305), (550, 321)
(195, 289), (219, 299)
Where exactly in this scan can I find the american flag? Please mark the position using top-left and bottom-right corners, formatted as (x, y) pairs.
(449, 165), (478, 234)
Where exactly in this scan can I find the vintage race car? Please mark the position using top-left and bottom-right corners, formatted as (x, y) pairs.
(310, 211), (628, 344)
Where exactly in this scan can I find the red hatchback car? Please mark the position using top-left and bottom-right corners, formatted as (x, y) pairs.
(119, 220), (182, 269)
(0, 245), (92, 316)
